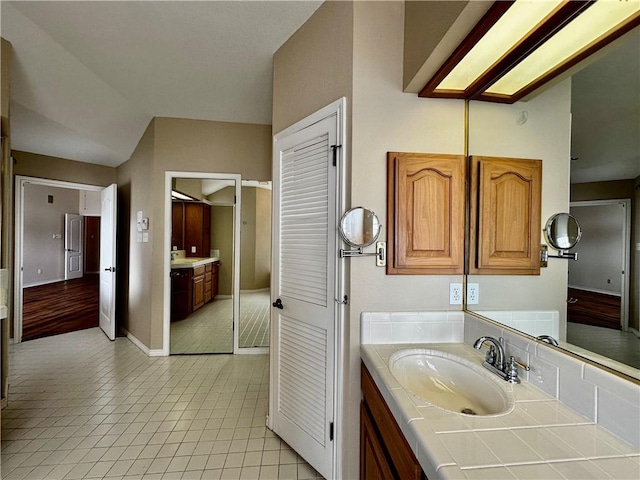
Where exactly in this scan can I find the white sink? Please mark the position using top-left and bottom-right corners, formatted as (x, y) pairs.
(389, 349), (513, 416)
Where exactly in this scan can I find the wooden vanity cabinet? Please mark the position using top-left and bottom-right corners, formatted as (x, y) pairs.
(469, 156), (542, 275)
(203, 262), (220, 303)
(387, 152), (466, 275)
(171, 262), (219, 321)
(193, 266), (206, 311)
(361, 363), (427, 480)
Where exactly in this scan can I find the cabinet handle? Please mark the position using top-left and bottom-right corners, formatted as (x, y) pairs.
(272, 298), (284, 309)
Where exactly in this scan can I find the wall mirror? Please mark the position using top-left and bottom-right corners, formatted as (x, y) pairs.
(339, 207), (381, 248)
(466, 27), (640, 382)
(544, 213), (582, 251)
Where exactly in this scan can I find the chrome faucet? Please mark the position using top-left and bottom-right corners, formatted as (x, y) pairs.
(536, 335), (559, 346)
(473, 336), (529, 384)
(473, 336), (505, 370)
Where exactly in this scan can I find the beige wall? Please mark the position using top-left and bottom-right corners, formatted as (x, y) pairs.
(211, 205), (234, 296)
(240, 187), (271, 291)
(1, 38), (11, 124)
(273, 1), (354, 135)
(255, 188), (271, 288)
(173, 178), (203, 200)
(634, 176), (640, 331)
(118, 117), (271, 350)
(14, 151), (117, 186)
(571, 179), (635, 201)
(467, 81), (573, 339)
(240, 187), (256, 291)
(116, 120), (155, 347)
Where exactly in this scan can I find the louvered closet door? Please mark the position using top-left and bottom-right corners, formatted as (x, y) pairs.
(271, 113), (337, 479)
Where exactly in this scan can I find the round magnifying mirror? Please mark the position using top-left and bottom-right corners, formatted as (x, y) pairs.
(339, 207), (381, 248)
(544, 213), (582, 250)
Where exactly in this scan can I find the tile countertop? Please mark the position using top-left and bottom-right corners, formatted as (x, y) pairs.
(170, 256), (219, 269)
(361, 343), (640, 480)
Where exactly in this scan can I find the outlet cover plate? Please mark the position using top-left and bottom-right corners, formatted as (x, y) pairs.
(449, 283), (462, 305)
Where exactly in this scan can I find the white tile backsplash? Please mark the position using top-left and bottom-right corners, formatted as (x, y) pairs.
(361, 311), (464, 344)
(360, 310), (640, 450)
(464, 312), (640, 449)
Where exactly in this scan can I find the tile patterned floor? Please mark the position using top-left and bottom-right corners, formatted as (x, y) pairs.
(2, 328), (322, 480)
(239, 292), (270, 349)
(567, 322), (640, 369)
(170, 292), (270, 354)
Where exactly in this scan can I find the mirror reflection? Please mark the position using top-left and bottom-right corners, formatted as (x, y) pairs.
(339, 207), (381, 248)
(544, 213), (581, 251)
(467, 28), (640, 381)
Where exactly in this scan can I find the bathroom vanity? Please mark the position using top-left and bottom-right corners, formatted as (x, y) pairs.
(361, 341), (640, 479)
(170, 257), (219, 321)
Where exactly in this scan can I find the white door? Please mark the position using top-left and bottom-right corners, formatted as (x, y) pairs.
(270, 112), (339, 478)
(64, 213), (83, 280)
(100, 184), (117, 340)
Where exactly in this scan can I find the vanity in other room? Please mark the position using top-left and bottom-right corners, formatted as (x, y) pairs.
(170, 257), (219, 321)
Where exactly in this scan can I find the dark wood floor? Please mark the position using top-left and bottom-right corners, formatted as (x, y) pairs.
(22, 275), (99, 341)
(567, 287), (621, 330)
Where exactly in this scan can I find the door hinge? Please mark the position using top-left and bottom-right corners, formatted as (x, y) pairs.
(234, 195), (237, 204)
(331, 145), (342, 167)
(329, 421), (334, 441)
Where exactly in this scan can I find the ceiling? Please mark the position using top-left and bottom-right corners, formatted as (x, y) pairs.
(1, 1), (637, 183)
(570, 28), (640, 184)
(0, 0), (322, 167)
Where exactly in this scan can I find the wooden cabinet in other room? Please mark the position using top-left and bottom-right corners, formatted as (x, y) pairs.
(204, 262), (220, 303)
(361, 363), (427, 480)
(469, 156), (542, 275)
(172, 201), (185, 250)
(185, 202), (211, 257)
(193, 266), (206, 311)
(387, 152), (466, 275)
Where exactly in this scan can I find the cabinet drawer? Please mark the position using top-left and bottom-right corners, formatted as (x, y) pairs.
(193, 265), (205, 277)
(205, 263), (212, 273)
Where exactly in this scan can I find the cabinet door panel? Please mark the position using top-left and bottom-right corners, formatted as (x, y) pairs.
(387, 152), (466, 275)
(470, 156), (542, 275)
(193, 275), (205, 311)
(360, 404), (395, 480)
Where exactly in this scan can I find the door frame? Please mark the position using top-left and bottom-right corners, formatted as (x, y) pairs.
(570, 199), (632, 331)
(14, 176), (104, 344)
(268, 97), (347, 478)
(163, 172), (242, 356)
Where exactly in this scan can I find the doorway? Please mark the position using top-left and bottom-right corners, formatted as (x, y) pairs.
(568, 200), (631, 331)
(14, 177), (111, 343)
(164, 172), (241, 355)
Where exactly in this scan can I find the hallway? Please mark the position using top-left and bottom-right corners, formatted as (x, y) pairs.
(1, 329), (321, 479)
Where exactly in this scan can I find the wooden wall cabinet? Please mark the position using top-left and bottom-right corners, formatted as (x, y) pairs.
(387, 152), (466, 275)
(469, 156), (542, 275)
(172, 201), (211, 257)
(361, 363), (427, 480)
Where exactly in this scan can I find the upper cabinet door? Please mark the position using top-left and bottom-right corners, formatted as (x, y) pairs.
(387, 152), (466, 275)
(469, 156), (542, 275)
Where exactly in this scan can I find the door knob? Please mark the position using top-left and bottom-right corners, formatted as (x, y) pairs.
(272, 298), (284, 309)
(104, 267), (116, 272)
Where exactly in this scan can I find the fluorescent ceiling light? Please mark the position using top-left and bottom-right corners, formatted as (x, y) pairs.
(421, 0), (640, 103)
(171, 190), (195, 201)
(486, 0), (640, 96)
(436, 1), (563, 92)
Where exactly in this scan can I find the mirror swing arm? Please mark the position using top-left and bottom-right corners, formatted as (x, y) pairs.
(338, 207), (387, 267)
(540, 213), (581, 267)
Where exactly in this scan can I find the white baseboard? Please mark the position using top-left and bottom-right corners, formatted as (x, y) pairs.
(24, 278), (65, 288)
(123, 328), (166, 357)
(1, 396), (7, 409)
(237, 347), (269, 355)
(630, 328), (640, 338)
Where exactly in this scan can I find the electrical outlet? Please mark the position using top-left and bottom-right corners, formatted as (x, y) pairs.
(449, 283), (462, 305)
(467, 283), (479, 305)
(191, 246), (197, 253)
